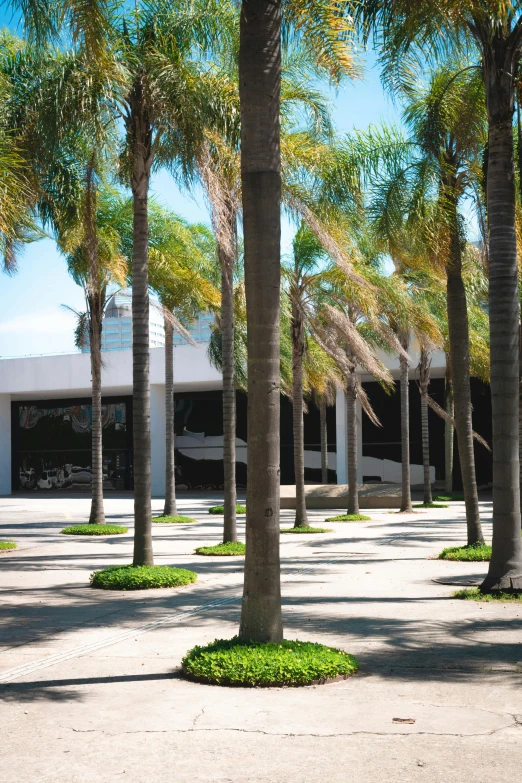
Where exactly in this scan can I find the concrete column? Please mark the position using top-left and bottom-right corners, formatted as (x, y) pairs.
(335, 388), (363, 485)
(0, 395), (11, 496)
(150, 384), (166, 498)
(335, 387), (347, 484)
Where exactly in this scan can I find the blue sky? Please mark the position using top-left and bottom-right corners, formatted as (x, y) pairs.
(0, 14), (402, 358)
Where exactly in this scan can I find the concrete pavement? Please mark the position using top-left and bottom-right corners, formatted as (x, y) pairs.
(1, 494), (521, 782)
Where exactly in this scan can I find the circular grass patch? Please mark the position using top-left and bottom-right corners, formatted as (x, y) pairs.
(90, 564), (197, 591)
(208, 504), (246, 515)
(434, 493), (464, 502)
(325, 513), (371, 522)
(439, 543), (491, 562)
(181, 637), (359, 687)
(413, 502), (450, 509)
(452, 587), (522, 602)
(195, 541), (246, 556)
(0, 541), (17, 550)
(153, 515), (197, 524)
(62, 524), (128, 536)
(280, 526), (332, 534)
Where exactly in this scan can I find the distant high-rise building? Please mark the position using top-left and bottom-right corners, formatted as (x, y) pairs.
(81, 291), (213, 353)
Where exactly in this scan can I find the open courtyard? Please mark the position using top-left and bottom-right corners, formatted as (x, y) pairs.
(1, 495), (521, 783)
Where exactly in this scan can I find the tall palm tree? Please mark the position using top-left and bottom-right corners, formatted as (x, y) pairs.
(376, 263), (441, 513)
(357, 63), (488, 539)
(0, 32), (42, 271)
(360, 0), (522, 591)
(0, 32), (123, 523)
(417, 344), (433, 505)
(237, 0), (285, 642)
(146, 206), (220, 517)
(108, 0), (236, 566)
(59, 186), (128, 522)
(196, 36), (344, 542)
(237, 0), (358, 640)
(284, 226), (352, 526)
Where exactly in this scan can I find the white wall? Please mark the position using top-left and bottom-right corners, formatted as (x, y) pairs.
(0, 343), (222, 398)
(335, 388), (436, 486)
(335, 387), (363, 484)
(0, 395), (11, 495)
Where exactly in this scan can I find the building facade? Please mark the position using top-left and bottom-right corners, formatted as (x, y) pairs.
(81, 293), (215, 354)
(0, 341), (492, 497)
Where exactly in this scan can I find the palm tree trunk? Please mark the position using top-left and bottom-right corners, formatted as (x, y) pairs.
(446, 211), (484, 544)
(320, 397), (328, 485)
(419, 349), (432, 506)
(84, 162), (104, 525)
(481, 75), (522, 590)
(444, 366), (454, 496)
(399, 350), (412, 513)
(292, 301), (308, 527)
(238, 0), (283, 642)
(163, 315), (177, 517)
(420, 388), (431, 504)
(220, 232), (237, 543)
(131, 150), (153, 567)
(518, 320), (522, 520)
(88, 303), (105, 524)
(346, 366), (359, 515)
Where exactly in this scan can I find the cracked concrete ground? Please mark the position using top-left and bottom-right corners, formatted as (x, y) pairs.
(1, 494), (521, 782)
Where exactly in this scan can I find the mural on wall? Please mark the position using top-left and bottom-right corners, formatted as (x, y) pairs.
(13, 400), (132, 491)
(172, 392), (337, 490)
(18, 402), (126, 434)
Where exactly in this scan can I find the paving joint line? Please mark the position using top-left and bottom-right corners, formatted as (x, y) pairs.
(0, 556), (342, 684)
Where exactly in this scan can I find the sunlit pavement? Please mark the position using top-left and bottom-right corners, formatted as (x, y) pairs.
(1, 493), (521, 783)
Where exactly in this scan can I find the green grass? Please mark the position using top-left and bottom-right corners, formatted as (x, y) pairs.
(61, 524), (128, 536)
(434, 493), (464, 502)
(208, 504), (247, 515)
(90, 564), (197, 591)
(195, 541), (246, 556)
(181, 637), (359, 687)
(413, 502), (450, 509)
(438, 543), (492, 562)
(153, 515), (197, 524)
(280, 526), (332, 534)
(325, 513), (371, 522)
(452, 587), (522, 602)
(0, 541), (17, 550)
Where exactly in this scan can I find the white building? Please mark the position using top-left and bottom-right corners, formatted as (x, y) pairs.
(0, 338), (471, 498)
(81, 292), (215, 353)
(81, 292), (165, 353)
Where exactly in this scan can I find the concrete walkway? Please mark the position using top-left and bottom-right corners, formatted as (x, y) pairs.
(1, 495), (521, 782)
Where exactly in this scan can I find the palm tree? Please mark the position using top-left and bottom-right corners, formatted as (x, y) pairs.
(146, 206), (220, 517)
(0, 32), (124, 524)
(444, 362), (455, 494)
(398, 330), (413, 512)
(236, 0), (360, 640)
(360, 0), (522, 591)
(375, 263), (441, 513)
(417, 344), (433, 505)
(357, 63), (487, 539)
(236, 0), (285, 641)
(284, 226), (350, 526)
(0, 32), (42, 271)
(196, 137), (242, 542)
(318, 395), (330, 484)
(59, 186), (129, 523)
(106, 0), (236, 567)
(10, 2), (234, 555)
(195, 35), (346, 542)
